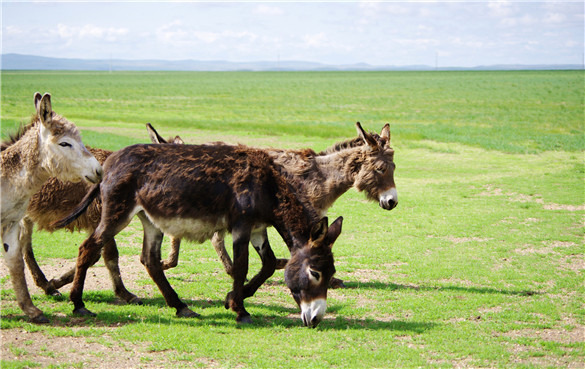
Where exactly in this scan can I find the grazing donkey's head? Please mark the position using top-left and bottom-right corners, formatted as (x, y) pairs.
(34, 92), (102, 184)
(284, 216), (343, 328)
(353, 122), (398, 210)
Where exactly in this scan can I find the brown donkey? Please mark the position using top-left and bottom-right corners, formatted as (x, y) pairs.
(167, 123), (397, 288)
(55, 143), (343, 327)
(1, 93), (103, 323)
(22, 123), (183, 300)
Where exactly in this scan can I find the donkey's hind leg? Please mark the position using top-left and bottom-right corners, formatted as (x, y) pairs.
(70, 232), (105, 316)
(102, 238), (142, 305)
(20, 217), (62, 297)
(137, 212), (198, 318)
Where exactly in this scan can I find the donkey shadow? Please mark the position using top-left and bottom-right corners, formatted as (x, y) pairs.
(346, 281), (540, 296)
(1, 292), (436, 333)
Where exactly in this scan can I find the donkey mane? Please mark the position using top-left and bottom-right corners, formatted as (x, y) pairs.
(0, 116), (37, 152)
(1, 112), (74, 152)
(319, 132), (385, 155)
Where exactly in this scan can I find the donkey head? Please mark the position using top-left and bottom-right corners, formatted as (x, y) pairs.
(284, 216), (343, 328)
(353, 122), (398, 210)
(35, 92), (103, 184)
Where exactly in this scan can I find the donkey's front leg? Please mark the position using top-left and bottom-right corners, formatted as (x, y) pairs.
(242, 229), (276, 299)
(137, 213), (198, 318)
(161, 236), (181, 270)
(212, 232), (233, 276)
(225, 223), (252, 324)
(2, 223), (48, 323)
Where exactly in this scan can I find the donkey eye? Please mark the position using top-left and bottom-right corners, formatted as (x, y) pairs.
(309, 270), (321, 281)
(59, 142), (72, 148)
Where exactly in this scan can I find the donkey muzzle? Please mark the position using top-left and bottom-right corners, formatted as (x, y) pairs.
(379, 187), (398, 210)
(85, 166), (103, 184)
(300, 298), (327, 328)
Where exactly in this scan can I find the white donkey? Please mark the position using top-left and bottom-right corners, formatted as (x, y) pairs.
(1, 92), (103, 323)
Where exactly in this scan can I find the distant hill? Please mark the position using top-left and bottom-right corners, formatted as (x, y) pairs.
(1, 53), (582, 72)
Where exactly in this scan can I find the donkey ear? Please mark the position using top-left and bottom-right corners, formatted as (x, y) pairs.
(33, 92), (42, 111)
(380, 124), (391, 146)
(356, 122), (378, 150)
(146, 123), (167, 144)
(38, 93), (53, 127)
(326, 216), (343, 249)
(172, 136), (185, 145)
(310, 217), (329, 246)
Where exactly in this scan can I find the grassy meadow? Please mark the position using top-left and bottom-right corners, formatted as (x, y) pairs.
(1, 70), (583, 368)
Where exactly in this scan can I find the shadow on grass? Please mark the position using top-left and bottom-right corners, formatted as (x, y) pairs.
(1, 293), (437, 333)
(347, 281), (540, 296)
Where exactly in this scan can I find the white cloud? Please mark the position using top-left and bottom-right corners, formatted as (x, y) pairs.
(4, 25), (23, 36)
(55, 23), (128, 42)
(254, 5), (284, 16)
(303, 32), (328, 48)
(501, 14), (537, 27)
(545, 13), (566, 24)
(488, 1), (513, 17)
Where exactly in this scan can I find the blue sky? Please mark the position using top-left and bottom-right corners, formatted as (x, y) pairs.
(2, 1), (583, 67)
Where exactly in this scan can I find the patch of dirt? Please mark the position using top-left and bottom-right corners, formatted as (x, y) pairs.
(477, 185), (585, 211)
(558, 255), (585, 273)
(1, 328), (218, 368)
(502, 326), (585, 345)
(427, 235), (492, 244)
(513, 240), (579, 257)
(497, 322), (585, 368)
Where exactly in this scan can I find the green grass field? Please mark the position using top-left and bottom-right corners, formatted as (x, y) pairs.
(1, 70), (583, 368)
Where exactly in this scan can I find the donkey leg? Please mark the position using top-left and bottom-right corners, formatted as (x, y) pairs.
(137, 213), (198, 318)
(47, 267), (76, 291)
(212, 232), (233, 277)
(161, 236), (181, 270)
(224, 223), (252, 324)
(45, 246), (116, 293)
(242, 229), (277, 299)
(102, 238), (142, 305)
(20, 218), (61, 297)
(2, 224), (48, 323)
(70, 233), (105, 317)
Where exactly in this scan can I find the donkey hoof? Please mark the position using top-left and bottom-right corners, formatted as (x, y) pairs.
(224, 291), (235, 310)
(31, 314), (50, 324)
(128, 296), (143, 305)
(73, 307), (97, 317)
(45, 287), (62, 297)
(330, 277), (346, 289)
(237, 315), (253, 325)
(176, 307), (200, 318)
(49, 290), (63, 297)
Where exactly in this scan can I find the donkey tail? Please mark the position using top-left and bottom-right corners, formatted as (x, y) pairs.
(52, 184), (101, 229)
